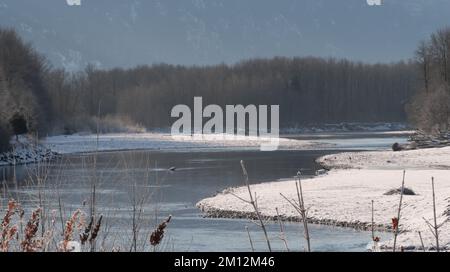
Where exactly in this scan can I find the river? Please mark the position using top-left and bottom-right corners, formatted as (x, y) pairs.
(0, 132), (409, 252)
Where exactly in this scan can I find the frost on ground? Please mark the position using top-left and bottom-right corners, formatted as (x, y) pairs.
(42, 133), (328, 154)
(197, 147), (450, 251)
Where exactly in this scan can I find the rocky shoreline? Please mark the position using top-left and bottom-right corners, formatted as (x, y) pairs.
(196, 204), (448, 251)
(0, 138), (58, 167)
(197, 205), (393, 233)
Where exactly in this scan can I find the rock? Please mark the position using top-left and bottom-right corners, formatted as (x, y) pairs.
(384, 187), (416, 196)
(392, 142), (403, 151)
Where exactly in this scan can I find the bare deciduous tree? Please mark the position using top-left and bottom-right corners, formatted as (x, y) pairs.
(408, 27), (450, 133)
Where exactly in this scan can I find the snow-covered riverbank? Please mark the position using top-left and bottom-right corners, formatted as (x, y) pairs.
(42, 133), (329, 154)
(1, 125), (415, 166)
(317, 146), (450, 170)
(0, 137), (57, 166)
(197, 147), (450, 251)
(1, 132), (329, 166)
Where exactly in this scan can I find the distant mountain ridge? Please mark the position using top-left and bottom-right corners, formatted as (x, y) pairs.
(0, 0), (449, 70)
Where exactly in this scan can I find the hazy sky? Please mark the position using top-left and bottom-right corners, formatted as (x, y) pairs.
(1, 0), (449, 70)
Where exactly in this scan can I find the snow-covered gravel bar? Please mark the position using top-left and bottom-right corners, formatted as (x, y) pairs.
(317, 146), (450, 170)
(197, 147), (450, 251)
(1, 133), (329, 166)
(42, 133), (328, 154)
(0, 137), (57, 166)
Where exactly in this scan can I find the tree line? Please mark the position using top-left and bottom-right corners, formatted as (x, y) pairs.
(407, 27), (450, 133)
(1, 27), (420, 152)
(47, 58), (417, 131)
(0, 28), (52, 151)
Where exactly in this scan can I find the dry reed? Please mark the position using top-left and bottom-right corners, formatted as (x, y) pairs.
(150, 215), (171, 247)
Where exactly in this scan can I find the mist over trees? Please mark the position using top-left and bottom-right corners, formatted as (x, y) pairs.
(1, 27), (420, 151)
(407, 27), (450, 133)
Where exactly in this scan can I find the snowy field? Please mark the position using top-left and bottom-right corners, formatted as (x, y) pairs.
(197, 147), (450, 251)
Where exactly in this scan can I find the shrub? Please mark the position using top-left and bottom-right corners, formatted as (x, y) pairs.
(10, 113), (28, 136)
(0, 122), (11, 152)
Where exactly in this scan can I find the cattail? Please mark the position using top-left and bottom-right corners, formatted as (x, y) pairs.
(1, 200), (18, 252)
(89, 215), (103, 243)
(1, 226), (18, 252)
(77, 211), (86, 231)
(1, 200), (17, 228)
(392, 217), (399, 231)
(150, 215), (172, 247)
(61, 209), (81, 251)
(21, 208), (42, 252)
(80, 216), (93, 245)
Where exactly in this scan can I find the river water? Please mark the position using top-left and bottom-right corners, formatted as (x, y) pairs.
(0, 132), (408, 252)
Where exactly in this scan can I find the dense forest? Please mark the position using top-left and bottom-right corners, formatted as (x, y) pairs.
(0, 28), (52, 151)
(407, 27), (450, 133)
(51, 58), (415, 129)
(1, 27), (420, 152)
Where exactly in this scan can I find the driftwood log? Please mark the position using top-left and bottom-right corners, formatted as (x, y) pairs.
(408, 131), (450, 149)
(392, 142), (417, 152)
